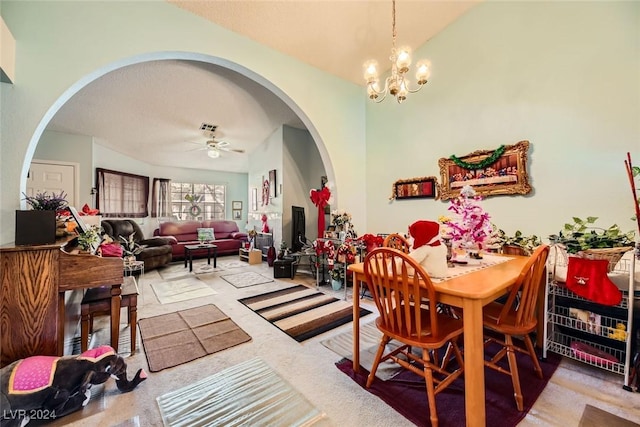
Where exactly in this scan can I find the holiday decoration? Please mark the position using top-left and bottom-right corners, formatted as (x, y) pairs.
(440, 185), (492, 252)
(310, 185), (331, 238)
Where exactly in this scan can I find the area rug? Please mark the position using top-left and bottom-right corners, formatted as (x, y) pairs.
(157, 357), (325, 426)
(221, 271), (274, 288)
(158, 261), (222, 281)
(139, 304), (251, 372)
(321, 321), (406, 381)
(217, 259), (249, 269)
(336, 343), (562, 427)
(579, 404), (640, 427)
(238, 284), (372, 342)
(150, 277), (217, 305)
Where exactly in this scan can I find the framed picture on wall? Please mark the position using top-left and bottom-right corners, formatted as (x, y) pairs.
(438, 140), (532, 200)
(233, 209), (242, 220)
(232, 201), (242, 210)
(269, 169), (277, 198)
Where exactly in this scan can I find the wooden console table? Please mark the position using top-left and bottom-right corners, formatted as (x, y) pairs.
(0, 236), (123, 367)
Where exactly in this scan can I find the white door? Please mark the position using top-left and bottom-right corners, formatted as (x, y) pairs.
(27, 161), (78, 207)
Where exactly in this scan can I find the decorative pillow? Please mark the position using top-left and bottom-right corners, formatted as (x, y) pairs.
(197, 228), (215, 242)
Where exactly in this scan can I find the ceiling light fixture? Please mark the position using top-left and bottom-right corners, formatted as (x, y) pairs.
(363, 0), (431, 104)
(207, 149), (220, 159)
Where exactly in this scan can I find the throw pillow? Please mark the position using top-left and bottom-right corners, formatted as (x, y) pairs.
(197, 228), (215, 242)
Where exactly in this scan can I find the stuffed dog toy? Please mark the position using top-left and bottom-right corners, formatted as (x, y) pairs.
(0, 346), (146, 427)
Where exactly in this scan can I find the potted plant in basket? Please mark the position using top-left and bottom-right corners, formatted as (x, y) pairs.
(549, 216), (635, 271)
(493, 228), (542, 256)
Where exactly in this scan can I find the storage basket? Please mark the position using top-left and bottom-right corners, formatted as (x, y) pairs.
(556, 245), (633, 273)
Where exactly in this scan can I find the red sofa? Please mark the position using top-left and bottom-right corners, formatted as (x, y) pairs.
(153, 220), (248, 259)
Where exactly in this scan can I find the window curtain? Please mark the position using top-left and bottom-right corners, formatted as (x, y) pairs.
(151, 178), (171, 218)
(96, 168), (149, 218)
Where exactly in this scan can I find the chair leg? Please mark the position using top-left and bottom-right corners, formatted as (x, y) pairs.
(129, 300), (137, 354)
(505, 335), (524, 411)
(524, 334), (543, 379)
(366, 335), (391, 388)
(422, 348), (439, 427)
(80, 310), (90, 353)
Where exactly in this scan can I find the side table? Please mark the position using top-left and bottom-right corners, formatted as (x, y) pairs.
(184, 244), (218, 272)
(124, 260), (144, 278)
(239, 248), (262, 265)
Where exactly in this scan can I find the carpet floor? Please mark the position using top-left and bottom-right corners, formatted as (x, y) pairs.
(157, 357), (325, 427)
(139, 304), (251, 372)
(239, 284), (372, 342)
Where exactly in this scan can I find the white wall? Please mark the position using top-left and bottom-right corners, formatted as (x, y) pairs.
(283, 125), (325, 245)
(0, 1), (365, 245)
(365, 1), (640, 240)
(34, 130), (93, 208)
(247, 126), (284, 246)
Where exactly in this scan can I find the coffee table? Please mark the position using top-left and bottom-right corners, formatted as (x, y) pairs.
(184, 244), (217, 272)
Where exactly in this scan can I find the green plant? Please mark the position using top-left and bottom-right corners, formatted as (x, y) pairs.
(549, 217), (635, 254)
(493, 229), (542, 256)
(119, 232), (146, 257)
(77, 226), (100, 252)
(330, 266), (344, 281)
(22, 191), (69, 211)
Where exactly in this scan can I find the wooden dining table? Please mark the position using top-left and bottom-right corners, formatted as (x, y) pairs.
(348, 255), (531, 427)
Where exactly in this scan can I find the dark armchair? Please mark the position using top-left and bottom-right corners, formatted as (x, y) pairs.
(101, 219), (173, 271)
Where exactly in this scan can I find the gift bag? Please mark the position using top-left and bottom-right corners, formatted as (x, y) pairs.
(566, 257), (622, 306)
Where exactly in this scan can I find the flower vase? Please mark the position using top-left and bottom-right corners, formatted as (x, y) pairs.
(331, 279), (342, 291)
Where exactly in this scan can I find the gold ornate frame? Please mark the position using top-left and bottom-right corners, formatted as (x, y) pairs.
(438, 140), (532, 200)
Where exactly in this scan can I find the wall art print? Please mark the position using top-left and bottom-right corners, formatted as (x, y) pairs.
(438, 140), (532, 201)
(389, 176), (438, 200)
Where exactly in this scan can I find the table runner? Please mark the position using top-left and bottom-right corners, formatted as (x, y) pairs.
(431, 254), (513, 282)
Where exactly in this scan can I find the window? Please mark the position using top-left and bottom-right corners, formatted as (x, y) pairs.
(96, 168), (149, 218)
(170, 182), (226, 221)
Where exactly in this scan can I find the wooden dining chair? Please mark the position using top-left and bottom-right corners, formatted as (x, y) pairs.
(382, 233), (411, 253)
(363, 247), (464, 427)
(482, 244), (550, 411)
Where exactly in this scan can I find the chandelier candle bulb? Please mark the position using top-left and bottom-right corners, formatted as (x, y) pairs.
(363, 0), (430, 104)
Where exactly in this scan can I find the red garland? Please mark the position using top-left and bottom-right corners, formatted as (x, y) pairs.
(309, 186), (331, 238)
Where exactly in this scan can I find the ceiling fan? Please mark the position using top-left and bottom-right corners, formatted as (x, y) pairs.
(204, 138), (245, 158)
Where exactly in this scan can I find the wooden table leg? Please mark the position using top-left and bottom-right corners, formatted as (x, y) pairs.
(110, 284), (122, 352)
(462, 298), (485, 427)
(352, 270), (361, 373)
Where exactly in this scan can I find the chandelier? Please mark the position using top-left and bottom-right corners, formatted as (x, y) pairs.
(363, 0), (431, 104)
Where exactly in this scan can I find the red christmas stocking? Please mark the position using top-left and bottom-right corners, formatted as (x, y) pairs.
(566, 257), (622, 306)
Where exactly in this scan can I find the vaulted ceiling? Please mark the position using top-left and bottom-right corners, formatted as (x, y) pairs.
(45, 1), (478, 173)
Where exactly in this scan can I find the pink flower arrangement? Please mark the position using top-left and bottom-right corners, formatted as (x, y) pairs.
(442, 185), (492, 250)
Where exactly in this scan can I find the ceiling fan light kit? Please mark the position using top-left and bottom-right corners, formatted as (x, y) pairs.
(207, 149), (221, 158)
(364, 0), (431, 104)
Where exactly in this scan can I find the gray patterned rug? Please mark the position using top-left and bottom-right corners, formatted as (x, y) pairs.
(221, 271), (273, 288)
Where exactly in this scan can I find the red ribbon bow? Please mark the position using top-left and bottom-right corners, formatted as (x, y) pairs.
(310, 187), (331, 238)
